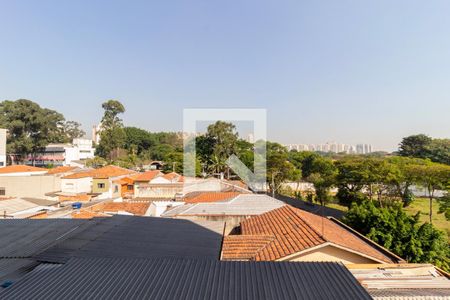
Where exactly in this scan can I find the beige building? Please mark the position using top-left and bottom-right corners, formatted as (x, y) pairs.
(0, 175), (61, 198)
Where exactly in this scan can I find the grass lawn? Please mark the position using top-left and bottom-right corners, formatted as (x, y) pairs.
(326, 202), (348, 212)
(404, 197), (450, 240)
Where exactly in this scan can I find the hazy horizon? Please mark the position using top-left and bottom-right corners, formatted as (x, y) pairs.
(2, 1), (450, 152)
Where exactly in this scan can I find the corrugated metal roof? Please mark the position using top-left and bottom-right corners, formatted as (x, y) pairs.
(0, 258), (372, 300)
(35, 216), (223, 263)
(0, 219), (92, 258)
(0, 259), (38, 282)
(162, 194), (285, 217)
(348, 264), (450, 299)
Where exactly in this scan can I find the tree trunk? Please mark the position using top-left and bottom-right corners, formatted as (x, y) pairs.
(428, 185), (434, 224)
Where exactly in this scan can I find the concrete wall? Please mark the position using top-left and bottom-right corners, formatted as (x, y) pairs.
(61, 177), (92, 194)
(134, 183), (183, 198)
(0, 175), (61, 198)
(287, 245), (378, 264)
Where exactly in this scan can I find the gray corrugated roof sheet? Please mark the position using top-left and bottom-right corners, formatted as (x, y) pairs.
(162, 194), (285, 217)
(0, 259), (38, 282)
(0, 258), (371, 300)
(0, 219), (92, 258)
(35, 215), (223, 263)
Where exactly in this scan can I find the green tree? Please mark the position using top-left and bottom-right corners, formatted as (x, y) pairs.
(398, 134), (432, 158)
(63, 120), (86, 141)
(305, 156), (337, 205)
(409, 162), (450, 223)
(97, 100), (126, 160)
(123, 127), (156, 155)
(203, 121), (238, 178)
(343, 201), (450, 271)
(266, 142), (297, 196)
(0, 99), (66, 164)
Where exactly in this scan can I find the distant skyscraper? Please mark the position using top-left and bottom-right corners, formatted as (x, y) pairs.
(284, 142), (373, 154)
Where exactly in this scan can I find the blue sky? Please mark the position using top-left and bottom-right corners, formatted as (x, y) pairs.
(1, 1), (449, 151)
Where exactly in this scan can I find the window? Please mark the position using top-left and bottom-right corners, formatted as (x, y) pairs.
(0, 188), (5, 196)
(97, 183), (105, 189)
(114, 186), (119, 193)
(0, 162), (4, 166)
(127, 185), (133, 191)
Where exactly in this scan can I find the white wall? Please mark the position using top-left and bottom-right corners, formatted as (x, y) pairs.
(149, 201), (185, 217)
(61, 177), (92, 193)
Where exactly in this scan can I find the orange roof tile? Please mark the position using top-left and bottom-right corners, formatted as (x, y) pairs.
(59, 194), (92, 202)
(221, 235), (274, 260)
(47, 166), (78, 174)
(162, 172), (184, 182)
(72, 210), (111, 219)
(91, 165), (135, 179)
(113, 177), (135, 185)
(222, 205), (397, 263)
(62, 165), (135, 179)
(184, 192), (241, 204)
(100, 202), (150, 216)
(133, 170), (163, 182)
(0, 165), (47, 174)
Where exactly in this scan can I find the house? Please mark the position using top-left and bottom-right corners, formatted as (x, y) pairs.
(112, 176), (137, 198)
(0, 166), (62, 198)
(221, 205), (404, 264)
(133, 171), (184, 198)
(61, 165), (136, 200)
(347, 264), (450, 299)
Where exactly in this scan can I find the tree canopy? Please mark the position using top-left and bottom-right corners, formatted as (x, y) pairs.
(344, 201), (450, 271)
(0, 99), (80, 163)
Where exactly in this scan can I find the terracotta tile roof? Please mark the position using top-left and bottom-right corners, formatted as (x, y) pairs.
(113, 176), (135, 185)
(222, 205), (397, 263)
(62, 171), (94, 179)
(184, 192), (241, 203)
(0, 165), (47, 174)
(72, 210), (111, 219)
(59, 194), (92, 202)
(46, 166), (78, 174)
(163, 172), (184, 182)
(91, 165), (136, 179)
(100, 202), (150, 216)
(221, 235), (274, 260)
(133, 170), (163, 182)
(62, 165), (135, 179)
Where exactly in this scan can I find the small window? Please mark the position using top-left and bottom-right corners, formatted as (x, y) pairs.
(97, 183), (105, 189)
(127, 185), (133, 191)
(0, 188), (5, 196)
(114, 186), (119, 193)
(0, 162), (4, 166)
